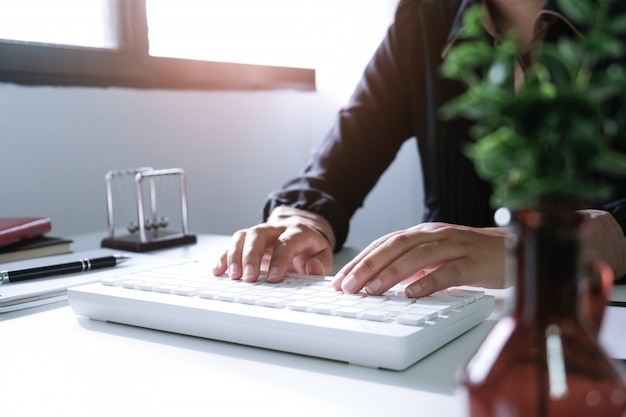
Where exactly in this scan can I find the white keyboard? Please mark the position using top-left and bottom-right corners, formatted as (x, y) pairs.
(68, 261), (494, 370)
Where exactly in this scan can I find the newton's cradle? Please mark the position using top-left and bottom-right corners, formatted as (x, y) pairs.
(101, 167), (197, 252)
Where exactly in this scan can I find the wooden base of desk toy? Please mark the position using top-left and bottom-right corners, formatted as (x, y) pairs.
(102, 230), (197, 252)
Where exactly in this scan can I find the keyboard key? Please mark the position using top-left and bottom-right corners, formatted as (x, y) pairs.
(442, 292), (475, 304)
(379, 305), (411, 316)
(136, 282), (158, 291)
(238, 294), (263, 305)
(309, 296), (336, 304)
(405, 307), (439, 321)
(197, 289), (221, 299)
(173, 287), (199, 296)
(259, 297), (288, 308)
(311, 304), (337, 315)
(448, 288), (484, 300)
(361, 310), (393, 322)
(120, 280), (142, 289)
(335, 306), (364, 318)
(385, 299), (414, 306)
(285, 294), (314, 302)
(356, 300), (387, 309)
(339, 293), (365, 300)
(101, 277), (124, 286)
(287, 300), (315, 312)
(412, 301), (452, 314)
(397, 314), (426, 326)
(359, 292), (386, 300)
(154, 284), (177, 294)
(332, 299), (361, 307)
(216, 292), (240, 302)
(419, 296), (464, 309)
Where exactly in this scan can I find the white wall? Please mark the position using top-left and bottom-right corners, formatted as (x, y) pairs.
(0, 0), (422, 250)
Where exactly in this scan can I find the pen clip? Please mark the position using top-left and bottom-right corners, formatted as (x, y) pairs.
(0, 271), (9, 285)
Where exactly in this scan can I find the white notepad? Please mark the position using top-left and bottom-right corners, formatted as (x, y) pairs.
(0, 249), (164, 313)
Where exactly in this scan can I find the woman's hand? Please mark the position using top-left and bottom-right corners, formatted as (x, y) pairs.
(580, 209), (626, 280)
(213, 207), (335, 283)
(331, 222), (508, 297)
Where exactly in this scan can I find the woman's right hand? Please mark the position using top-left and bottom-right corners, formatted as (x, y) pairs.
(212, 207), (335, 283)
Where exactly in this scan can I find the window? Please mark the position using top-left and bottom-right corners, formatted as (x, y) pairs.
(147, 0), (323, 69)
(0, 0), (315, 90)
(0, 0), (118, 49)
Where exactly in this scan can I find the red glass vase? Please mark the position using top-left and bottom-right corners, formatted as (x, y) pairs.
(460, 209), (626, 417)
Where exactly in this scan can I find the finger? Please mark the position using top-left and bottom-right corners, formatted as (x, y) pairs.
(225, 229), (249, 280)
(306, 257), (329, 275)
(336, 233), (392, 274)
(212, 251), (228, 276)
(240, 226), (283, 282)
(266, 228), (331, 282)
(365, 240), (458, 295)
(291, 251), (333, 276)
(331, 234), (394, 290)
(405, 258), (470, 297)
(265, 232), (302, 282)
(340, 233), (448, 294)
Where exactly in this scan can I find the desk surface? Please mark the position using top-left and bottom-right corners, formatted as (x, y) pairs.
(0, 233), (584, 416)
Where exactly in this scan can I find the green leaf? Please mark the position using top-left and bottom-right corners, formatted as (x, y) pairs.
(440, 41), (490, 80)
(608, 13), (626, 34)
(487, 58), (512, 85)
(438, 88), (488, 121)
(458, 5), (484, 38)
(588, 33), (625, 58)
(586, 82), (622, 103)
(465, 126), (521, 180)
(592, 148), (626, 176)
(535, 48), (573, 85)
(557, 0), (593, 25)
(555, 38), (584, 69)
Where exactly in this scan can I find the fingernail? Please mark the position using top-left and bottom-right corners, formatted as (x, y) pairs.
(365, 278), (382, 295)
(406, 284), (422, 298)
(213, 259), (224, 275)
(305, 258), (324, 275)
(341, 274), (358, 293)
(242, 264), (255, 281)
(229, 264), (241, 279)
(331, 271), (346, 284)
(267, 266), (280, 282)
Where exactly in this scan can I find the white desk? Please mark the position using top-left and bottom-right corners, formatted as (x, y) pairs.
(0, 233), (515, 417)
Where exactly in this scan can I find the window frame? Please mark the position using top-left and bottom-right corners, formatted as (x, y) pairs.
(0, 0), (315, 91)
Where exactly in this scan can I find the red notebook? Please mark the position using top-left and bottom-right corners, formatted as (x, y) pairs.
(0, 217), (52, 248)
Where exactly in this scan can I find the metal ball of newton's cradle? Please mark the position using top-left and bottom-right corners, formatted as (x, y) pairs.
(145, 218), (155, 230)
(128, 221), (139, 234)
(127, 217), (169, 233)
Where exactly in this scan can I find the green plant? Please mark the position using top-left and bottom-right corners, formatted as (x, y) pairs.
(440, 0), (626, 210)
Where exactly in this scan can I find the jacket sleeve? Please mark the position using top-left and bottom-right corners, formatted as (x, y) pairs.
(262, 1), (422, 250)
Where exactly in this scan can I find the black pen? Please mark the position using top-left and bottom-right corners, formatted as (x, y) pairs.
(0, 254), (130, 284)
